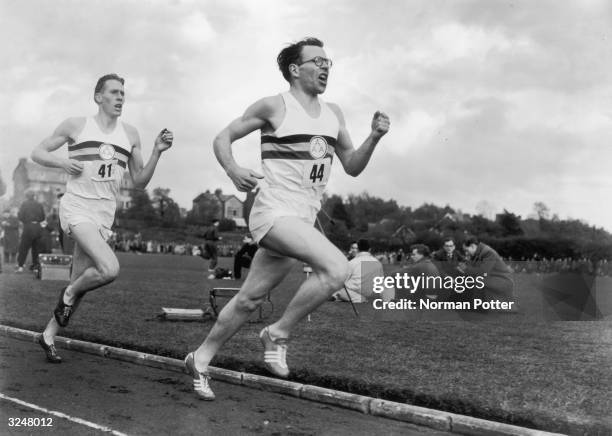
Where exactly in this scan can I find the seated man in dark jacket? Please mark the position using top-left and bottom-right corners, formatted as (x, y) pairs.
(233, 234), (258, 279)
(432, 237), (465, 277)
(402, 244), (442, 300)
(460, 236), (514, 302)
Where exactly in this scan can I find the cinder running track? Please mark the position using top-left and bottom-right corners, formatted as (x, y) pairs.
(0, 336), (450, 435)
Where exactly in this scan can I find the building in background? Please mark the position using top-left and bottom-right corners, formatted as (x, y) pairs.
(191, 188), (245, 226)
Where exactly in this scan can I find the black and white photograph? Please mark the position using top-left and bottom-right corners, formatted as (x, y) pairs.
(0, 0), (610, 435)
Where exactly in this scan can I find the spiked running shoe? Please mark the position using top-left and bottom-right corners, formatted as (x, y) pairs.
(184, 352), (215, 401)
(53, 287), (74, 327)
(37, 335), (62, 363)
(259, 327), (289, 378)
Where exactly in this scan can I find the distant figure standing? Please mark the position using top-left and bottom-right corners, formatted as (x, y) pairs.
(1, 208), (20, 265)
(16, 190), (45, 273)
(202, 219), (221, 279)
(40, 208), (61, 253)
(233, 234), (258, 279)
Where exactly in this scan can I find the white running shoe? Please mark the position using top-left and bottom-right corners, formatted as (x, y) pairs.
(260, 327), (289, 378)
(184, 352), (215, 401)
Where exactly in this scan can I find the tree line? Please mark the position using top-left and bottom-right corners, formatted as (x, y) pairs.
(116, 188), (612, 260)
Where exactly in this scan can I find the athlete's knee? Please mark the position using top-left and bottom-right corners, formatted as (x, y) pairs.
(234, 292), (266, 313)
(98, 257), (120, 283)
(318, 257), (350, 291)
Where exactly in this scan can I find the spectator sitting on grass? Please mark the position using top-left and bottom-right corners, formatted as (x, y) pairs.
(402, 243), (442, 300)
(347, 240), (358, 260)
(432, 237), (464, 278)
(459, 235), (514, 302)
(330, 238), (385, 303)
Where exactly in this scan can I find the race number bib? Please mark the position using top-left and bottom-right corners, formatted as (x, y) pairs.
(302, 158), (331, 187)
(91, 143), (118, 181)
(90, 160), (118, 181)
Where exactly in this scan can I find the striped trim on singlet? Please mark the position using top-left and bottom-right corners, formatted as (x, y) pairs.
(68, 141), (131, 168)
(261, 134), (336, 160)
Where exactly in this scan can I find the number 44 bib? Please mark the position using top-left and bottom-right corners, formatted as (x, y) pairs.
(301, 136), (332, 187)
(302, 157), (331, 187)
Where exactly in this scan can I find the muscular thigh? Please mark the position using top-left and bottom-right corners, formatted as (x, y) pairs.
(234, 248), (296, 300)
(69, 222), (118, 273)
(259, 217), (347, 272)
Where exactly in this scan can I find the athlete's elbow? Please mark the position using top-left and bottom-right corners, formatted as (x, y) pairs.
(213, 132), (231, 153)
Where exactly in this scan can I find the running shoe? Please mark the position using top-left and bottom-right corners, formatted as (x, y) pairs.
(53, 287), (74, 327)
(37, 334), (62, 363)
(259, 327), (289, 378)
(184, 352), (215, 401)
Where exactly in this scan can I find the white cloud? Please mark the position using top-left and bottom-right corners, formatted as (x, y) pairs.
(13, 91), (48, 126)
(180, 11), (216, 45)
(387, 110), (443, 154)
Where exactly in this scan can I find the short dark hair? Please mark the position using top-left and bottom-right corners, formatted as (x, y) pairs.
(410, 244), (430, 257)
(462, 235), (480, 247)
(442, 236), (455, 245)
(94, 74), (124, 94)
(277, 37), (324, 82)
(357, 239), (370, 252)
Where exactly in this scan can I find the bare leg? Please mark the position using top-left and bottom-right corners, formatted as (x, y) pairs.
(194, 248), (295, 369)
(260, 218), (349, 339)
(194, 217), (349, 370)
(42, 222), (119, 343)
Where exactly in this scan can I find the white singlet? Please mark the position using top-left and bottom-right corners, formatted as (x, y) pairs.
(60, 117), (132, 238)
(249, 92), (340, 243)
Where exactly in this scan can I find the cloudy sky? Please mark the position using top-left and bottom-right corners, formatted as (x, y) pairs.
(0, 0), (610, 230)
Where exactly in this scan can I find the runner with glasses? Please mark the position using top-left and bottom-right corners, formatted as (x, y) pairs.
(184, 37), (390, 401)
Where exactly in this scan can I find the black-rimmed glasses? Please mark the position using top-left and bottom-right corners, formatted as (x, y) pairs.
(298, 56), (332, 68)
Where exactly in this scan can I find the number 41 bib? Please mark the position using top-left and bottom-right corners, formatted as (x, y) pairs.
(91, 143), (119, 182)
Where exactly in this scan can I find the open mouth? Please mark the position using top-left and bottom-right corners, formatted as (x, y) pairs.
(318, 73), (328, 85)
(114, 104), (123, 110)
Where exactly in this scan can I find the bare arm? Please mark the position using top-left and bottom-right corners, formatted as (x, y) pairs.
(31, 117), (85, 175)
(128, 126), (173, 189)
(331, 104), (390, 177)
(213, 96), (280, 192)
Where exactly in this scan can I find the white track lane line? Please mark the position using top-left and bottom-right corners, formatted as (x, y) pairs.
(0, 392), (130, 436)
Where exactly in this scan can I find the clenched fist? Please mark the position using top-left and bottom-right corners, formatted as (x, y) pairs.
(371, 111), (390, 139)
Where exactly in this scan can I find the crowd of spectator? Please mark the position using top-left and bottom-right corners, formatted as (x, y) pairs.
(371, 249), (612, 276)
(4, 203), (611, 280)
(109, 231), (241, 258)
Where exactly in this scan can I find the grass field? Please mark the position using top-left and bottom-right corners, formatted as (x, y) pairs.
(1, 253), (611, 435)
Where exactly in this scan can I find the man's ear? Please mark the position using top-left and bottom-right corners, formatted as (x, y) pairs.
(94, 93), (102, 104)
(289, 63), (299, 78)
